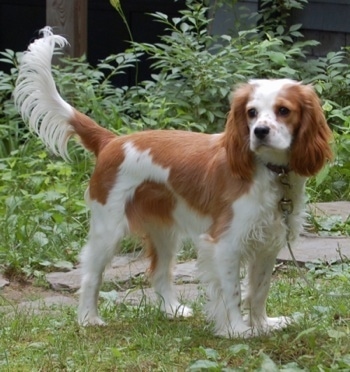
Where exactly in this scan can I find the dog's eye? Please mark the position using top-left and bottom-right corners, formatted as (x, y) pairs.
(278, 107), (290, 116)
(247, 108), (258, 119)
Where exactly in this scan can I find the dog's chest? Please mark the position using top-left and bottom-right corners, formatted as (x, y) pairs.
(232, 171), (303, 251)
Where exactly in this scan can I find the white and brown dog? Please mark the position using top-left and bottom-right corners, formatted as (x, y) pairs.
(14, 27), (332, 337)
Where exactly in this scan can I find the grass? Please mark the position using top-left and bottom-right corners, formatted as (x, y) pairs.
(1, 264), (350, 371)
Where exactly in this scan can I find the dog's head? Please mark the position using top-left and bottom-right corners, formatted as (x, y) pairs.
(223, 79), (333, 180)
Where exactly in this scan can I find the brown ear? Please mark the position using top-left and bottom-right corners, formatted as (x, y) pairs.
(222, 84), (254, 180)
(289, 85), (333, 176)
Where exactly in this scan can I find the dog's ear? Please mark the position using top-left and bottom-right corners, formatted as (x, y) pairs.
(223, 84), (254, 180)
(289, 85), (333, 176)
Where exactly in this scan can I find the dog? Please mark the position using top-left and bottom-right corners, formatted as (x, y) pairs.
(14, 27), (332, 337)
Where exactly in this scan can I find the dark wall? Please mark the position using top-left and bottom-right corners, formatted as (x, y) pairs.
(0, 0), (185, 84)
(88, 0), (186, 85)
(0, 0), (46, 52)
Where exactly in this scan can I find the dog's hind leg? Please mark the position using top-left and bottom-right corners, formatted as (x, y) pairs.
(78, 200), (127, 326)
(146, 226), (193, 318)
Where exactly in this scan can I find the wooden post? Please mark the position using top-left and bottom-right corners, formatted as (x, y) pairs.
(46, 0), (87, 57)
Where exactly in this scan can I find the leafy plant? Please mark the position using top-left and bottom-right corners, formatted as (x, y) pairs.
(0, 143), (90, 278)
(0, 0), (350, 278)
(0, 49), (25, 157)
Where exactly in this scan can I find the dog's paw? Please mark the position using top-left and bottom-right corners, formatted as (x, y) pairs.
(215, 322), (259, 339)
(245, 315), (291, 333)
(264, 316), (291, 330)
(78, 314), (106, 327)
(164, 304), (193, 319)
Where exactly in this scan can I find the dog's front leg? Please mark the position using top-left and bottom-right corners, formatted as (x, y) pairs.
(198, 235), (257, 338)
(242, 248), (291, 333)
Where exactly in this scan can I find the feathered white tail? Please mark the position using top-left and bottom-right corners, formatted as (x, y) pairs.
(13, 27), (74, 159)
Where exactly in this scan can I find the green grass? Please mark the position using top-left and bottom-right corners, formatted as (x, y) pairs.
(1, 264), (350, 371)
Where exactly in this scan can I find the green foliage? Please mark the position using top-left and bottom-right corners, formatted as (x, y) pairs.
(0, 0), (350, 277)
(0, 49), (24, 156)
(0, 142), (90, 278)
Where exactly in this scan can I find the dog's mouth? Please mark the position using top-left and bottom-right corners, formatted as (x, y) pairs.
(251, 139), (271, 152)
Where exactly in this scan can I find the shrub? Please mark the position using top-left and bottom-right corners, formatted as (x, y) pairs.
(0, 0), (349, 276)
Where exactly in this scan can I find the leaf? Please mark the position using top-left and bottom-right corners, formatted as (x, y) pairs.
(200, 347), (219, 361)
(289, 23), (302, 32)
(258, 353), (279, 372)
(327, 329), (347, 339)
(315, 164), (330, 187)
(293, 327), (317, 342)
(28, 342), (46, 349)
(317, 215), (343, 232)
(322, 101), (333, 112)
(153, 12), (168, 21)
(188, 359), (220, 370)
(313, 305), (331, 314)
(277, 25), (284, 35)
(99, 290), (119, 302)
(221, 35), (232, 42)
(229, 343), (250, 354)
(53, 260), (74, 271)
(269, 52), (286, 65)
(39, 260), (52, 267)
(180, 23), (190, 33)
(280, 362), (305, 371)
(111, 347), (127, 359)
(279, 66), (297, 77)
(33, 231), (49, 247)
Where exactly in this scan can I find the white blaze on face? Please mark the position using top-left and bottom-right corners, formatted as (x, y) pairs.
(246, 79), (299, 162)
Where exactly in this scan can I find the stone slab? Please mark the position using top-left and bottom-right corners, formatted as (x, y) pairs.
(278, 201), (350, 263)
(0, 295), (78, 315)
(46, 257), (197, 291)
(46, 269), (82, 291)
(278, 234), (350, 263)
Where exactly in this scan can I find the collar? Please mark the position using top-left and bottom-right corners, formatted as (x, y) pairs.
(265, 163), (290, 175)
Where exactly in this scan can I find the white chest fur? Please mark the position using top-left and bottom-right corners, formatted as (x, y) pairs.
(231, 166), (306, 257)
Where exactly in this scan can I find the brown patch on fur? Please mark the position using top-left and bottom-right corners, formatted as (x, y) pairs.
(222, 83), (255, 181)
(68, 109), (121, 204)
(273, 96), (302, 133)
(143, 235), (158, 278)
(125, 181), (177, 278)
(281, 85), (333, 176)
(207, 207), (234, 242)
(125, 181), (176, 232)
(88, 139), (125, 204)
(70, 110), (116, 157)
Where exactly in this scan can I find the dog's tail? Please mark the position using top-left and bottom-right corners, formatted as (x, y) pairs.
(13, 27), (116, 159)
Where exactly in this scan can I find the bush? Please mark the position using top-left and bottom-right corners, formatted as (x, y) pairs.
(0, 0), (349, 276)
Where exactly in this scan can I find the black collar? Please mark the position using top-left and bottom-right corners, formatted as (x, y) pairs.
(265, 163), (290, 174)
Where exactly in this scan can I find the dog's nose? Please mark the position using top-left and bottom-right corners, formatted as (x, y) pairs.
(254, 126), (270, 140)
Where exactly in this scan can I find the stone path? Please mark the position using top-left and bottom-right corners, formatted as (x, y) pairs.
(0, 202), (349, 314)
